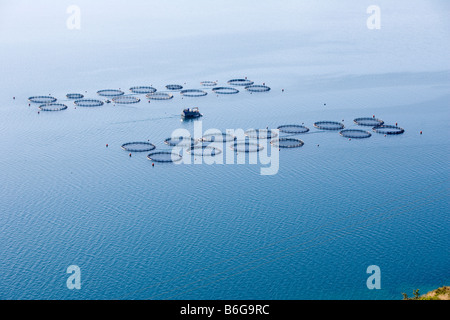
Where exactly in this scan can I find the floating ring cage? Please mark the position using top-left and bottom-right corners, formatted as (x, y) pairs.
(373, 125), (405, 135)
(227, 79), (254, 86)
(212, 87), (239, 94)
(245, 129), (279, 139)
(186, 145), (223, 157)
(112, 96), (141, 104)
(146, 92), (173, 100)
(97, 89), (124, 97)
(38, 103), (68, 111)
(313, 121), (345, 131)
(28, 96), (57, 104)
(339, 129), (372, 139)
(180, 89), (208, 97)
(202, 132), (236, 142)
(245, 85), (271, 92)
(166, 84), (183, 90)
(231, 142), (264, 153)
(129, 86), (157, 94)
(121, 142), (156, 152)
(354, 117), (384, 127)
(147, 151), (182, 163)
(164, 136), (197, 147)
(277, 125), (310, 134)
(201, 81), (217, 86)
(66, 93), (84, 100)
(271, 138), (305, 148)
(74, 99), (104, 107)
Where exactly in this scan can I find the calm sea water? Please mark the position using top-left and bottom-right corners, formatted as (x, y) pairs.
(0, 0), (449, 300)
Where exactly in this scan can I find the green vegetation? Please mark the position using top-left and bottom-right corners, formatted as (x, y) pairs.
(402, 286), (450, 300)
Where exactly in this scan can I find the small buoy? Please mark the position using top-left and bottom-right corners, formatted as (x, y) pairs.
(395, 122), (398, 126)
(324, 103), (326, 106)
(317, 144), (319, 147)
(13, 97), (15, 100)
(282, 89), (284, 92)
(152, 163), (154, 167)
(37, 111), (40, 114)
(373, 115), (375, 118)
(28, 103), (30, 106)
(384, 135), (387, 137)
(349, 138), (351, 141)
(106, 144), (108, 147)
(420, 131), (423, 135)
(129, 153), (132, 157)
(263, 82), (265, 85)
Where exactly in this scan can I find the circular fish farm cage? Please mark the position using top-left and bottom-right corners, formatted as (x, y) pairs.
(164, 136), (197, 147)
(146, 92), (173, 100)
(147, 151), (182, 163)
(121, 142), (156, 152)
(245, 129), (278, 139)
(129, 86), (157, 94)
(66, 93), (84, 100)
(28, 96), (57, 104)
(227, 79), (254, 86)
(74, 99), (104, 107)
(313, 121), (345, 131)
(38, 103), (68, 112)
(180, 89), (208, 97)
(231, 142), (264, 153)
(270, 138), (305, 148)
(186, 145), (223, 157)
(112, 96), (141, 104)
(97, 89), (125, 97)
(354, 117), (384, 127)
(212, 87), (239, 94)
(166, 84), (183, 90)
(202, 132), (236, 142)
(339, 129), (372, 139)
(245, 85), (271, 92)
(277, 125), (310, 134)
(201, 81), (217, 86)
(373, 125), (405, 135)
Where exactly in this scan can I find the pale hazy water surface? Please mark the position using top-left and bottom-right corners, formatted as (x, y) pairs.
(0, 0), (449, 299)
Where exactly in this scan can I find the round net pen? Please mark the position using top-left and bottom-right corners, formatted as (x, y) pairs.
(129, 86), (157, 94)
(186, 145), (223, 157)
(28, 96), (57, 104)
(166, 84), (183, 90)
(270, 138), (304, 148)
(147, 151), (182, 163)
(354, 117), (384, 127)
(97, 89), (124, 97)
(38, 103), (68, 112)
(245, 129), (278, 139)
(212, 87), (239, 94)
(339, 129), (372, 139)
(313, 121), (345, 131)
(373, 125), (405, 135)
(146, 92), (173, 100)
(164, 136), (197, 147)
(74, 99), (104, 107)
(202, 132), (236, 143)
(112, 96), (141, 104)
(180, 89), (208, 97)
(227, 79), (254, 86)
(277, 125), (310, 134)
(66, 93), (84, 99)
(201, 81), (217, 86)
(121, 142), (156, 152)
(245, 85), (271, 92)
(231, 142), (264, 153)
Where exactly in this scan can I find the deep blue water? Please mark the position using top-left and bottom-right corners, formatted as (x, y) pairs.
(0, 0), (449, 300)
